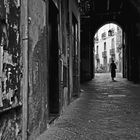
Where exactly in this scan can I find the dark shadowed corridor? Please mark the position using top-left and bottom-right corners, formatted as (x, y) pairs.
(37, 73), (140, 140)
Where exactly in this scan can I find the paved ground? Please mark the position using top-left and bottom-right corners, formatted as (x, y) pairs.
(37, 73), (140, 140)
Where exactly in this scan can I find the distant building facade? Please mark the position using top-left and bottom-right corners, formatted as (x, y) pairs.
(94, 24), (122, 73)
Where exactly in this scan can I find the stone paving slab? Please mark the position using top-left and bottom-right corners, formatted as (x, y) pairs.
(37, 73), (140, 140)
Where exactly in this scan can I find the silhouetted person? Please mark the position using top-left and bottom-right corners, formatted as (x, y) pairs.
(110, 60), (117, 81)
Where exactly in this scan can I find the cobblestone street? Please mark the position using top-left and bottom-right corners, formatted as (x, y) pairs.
(37, 73), (140, 140)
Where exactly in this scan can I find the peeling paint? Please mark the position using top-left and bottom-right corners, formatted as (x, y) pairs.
(0, 109), (22, 140)
(0, 0), (22, 139)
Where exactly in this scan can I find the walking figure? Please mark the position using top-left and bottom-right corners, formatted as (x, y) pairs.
(110, 60), (117, 81)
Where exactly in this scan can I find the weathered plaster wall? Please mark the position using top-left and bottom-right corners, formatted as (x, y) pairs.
(28, 0), (48, 139)
(0, 108), (22, 140)
(69, 0), (80, 97)
(0, 0), (22, 139)
(0, 0), (80, 139)
(59, 0), (80, 111)
(59, 0), (69, 112)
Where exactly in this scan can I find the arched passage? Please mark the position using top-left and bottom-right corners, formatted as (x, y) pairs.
(94, 23), (123, 77)
(80, 0), (140, 83)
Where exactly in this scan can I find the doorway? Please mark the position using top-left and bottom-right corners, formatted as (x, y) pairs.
(48, 0), (59, 118)
(72, 14), (79, 97)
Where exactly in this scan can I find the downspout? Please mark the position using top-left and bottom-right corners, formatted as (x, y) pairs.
(21, 0), (28, 139)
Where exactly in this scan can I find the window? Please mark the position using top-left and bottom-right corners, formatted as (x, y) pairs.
(96, 45), (98, 54)
(101, 32), (106, 40)
(104, 42), (106, 50)
(111, 38), (115, 48)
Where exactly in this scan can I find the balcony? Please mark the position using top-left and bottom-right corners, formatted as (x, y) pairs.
(102, 51), (107, 58)
(101, 32), (106, 40)
(110, 48), (115, 56)
(116, 44), (122, 53)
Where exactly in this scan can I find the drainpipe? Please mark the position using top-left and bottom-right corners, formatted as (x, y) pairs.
(21, 0), (29, 139)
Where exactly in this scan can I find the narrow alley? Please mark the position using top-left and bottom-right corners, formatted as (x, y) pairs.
(37, 73), (140, 140)
(1, 1), (140, 139)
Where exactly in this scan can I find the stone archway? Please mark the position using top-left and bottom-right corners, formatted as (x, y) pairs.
(80, 0), (140, 83)
(94, 23), (123, 76)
